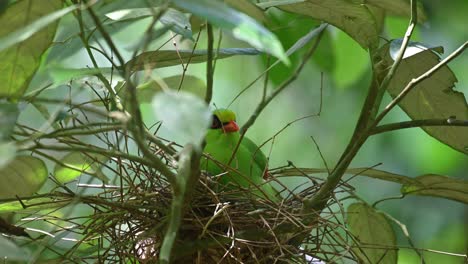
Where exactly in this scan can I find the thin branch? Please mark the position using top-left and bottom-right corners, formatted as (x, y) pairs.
(177, 29), (203, 91)
(205, 23), (214, 104)
(240, 28), (325, 134)
(310, 136), (330, 175)
(228, 23), (328, 107)
(371, 118), (468, 135)
(86, 6), (125, 67)
(21, 143), (177, 184)
(225, 27), (325, 167)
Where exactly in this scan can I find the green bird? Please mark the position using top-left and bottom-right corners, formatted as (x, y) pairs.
(202, 109), (280, 202)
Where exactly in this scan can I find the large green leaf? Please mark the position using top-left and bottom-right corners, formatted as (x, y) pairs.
(279, 0), (381, 49)
(54, 152), (109, 183)
(0, 0), (66, 98)
(347, 203), (397, 264)
(381, 40), (468, 155)
(401, 174), (468, 204)
(0, 3), (76, 52)
(152, 91), (211, 149)
(125, 48), (260, 71)
(0, 156), (48, 199)
(172, 0), (289, 64)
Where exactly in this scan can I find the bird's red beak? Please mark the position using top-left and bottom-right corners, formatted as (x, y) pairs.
(222, 120), (239, 133)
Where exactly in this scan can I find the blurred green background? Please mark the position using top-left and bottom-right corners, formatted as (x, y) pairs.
(32, 0), (467, 262)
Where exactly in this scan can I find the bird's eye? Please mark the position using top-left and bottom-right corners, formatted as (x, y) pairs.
(211, 115), (222, 129)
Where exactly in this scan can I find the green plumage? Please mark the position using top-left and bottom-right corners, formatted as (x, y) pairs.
(202, 109), (279, 202)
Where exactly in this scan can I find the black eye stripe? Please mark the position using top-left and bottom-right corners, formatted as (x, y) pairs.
(211, 115), (222, 129)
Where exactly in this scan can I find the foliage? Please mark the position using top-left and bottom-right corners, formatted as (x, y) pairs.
(0, 0), (466, 263)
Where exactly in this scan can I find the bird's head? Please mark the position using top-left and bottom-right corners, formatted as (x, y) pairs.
(210, 108), (239, 133)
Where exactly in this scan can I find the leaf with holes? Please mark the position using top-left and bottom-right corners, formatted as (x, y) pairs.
(381, 40), (468, 155)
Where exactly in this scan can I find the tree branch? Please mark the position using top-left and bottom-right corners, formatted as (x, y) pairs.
(159, 144), (202, 263)
(205, 23), (214, 104)
(371, 118), (468, 135)
(241, 27), (326, 134)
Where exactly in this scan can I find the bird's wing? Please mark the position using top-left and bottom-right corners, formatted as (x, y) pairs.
(241, 136), (268, 174)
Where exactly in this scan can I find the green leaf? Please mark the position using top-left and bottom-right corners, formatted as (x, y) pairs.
(0, 102), (19, 141)
(126, 48), (260, 72)
(0, 156), (47, 199)
(0, 3), (76, 52)
(0, 0), (67, 98)
(48, 67), (105, 85)
(401, 174), (468, 204)
(105, 7), (193, 39)
(347, 203), (397, 264)
(172, 0), (289, 64)
(382, 40), (468, 155)
(0, 236), (31, 261)
(279, 0), (381, 49)
(366, 0), (427, 22)
(134, 75), (206, 102)
(0, 142), (16, 169)
(0, 197), (69, 213)
(152, 91), (211, 148)
(274, 167), (417, 185)
(54, 152), (109, 184)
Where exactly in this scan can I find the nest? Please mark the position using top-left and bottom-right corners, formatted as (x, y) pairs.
(14, 141), (353, 263)
(76, 151), (344, 264)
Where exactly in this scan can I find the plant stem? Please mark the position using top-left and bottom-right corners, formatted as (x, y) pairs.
(371, 118), (468, 135)
(205, 23), (214, 104)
